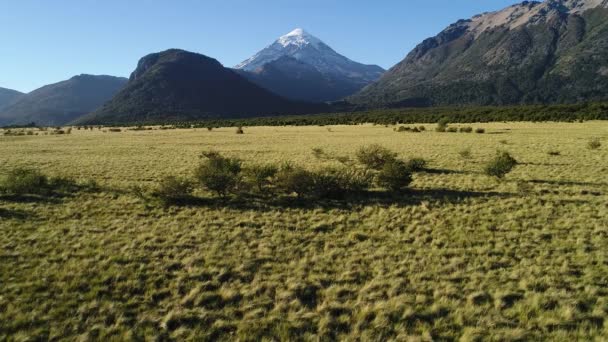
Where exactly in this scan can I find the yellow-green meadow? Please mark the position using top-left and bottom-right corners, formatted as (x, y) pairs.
(1, 122), (607, 340)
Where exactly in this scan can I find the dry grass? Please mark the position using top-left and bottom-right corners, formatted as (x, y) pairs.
(0, 122), (607, 340)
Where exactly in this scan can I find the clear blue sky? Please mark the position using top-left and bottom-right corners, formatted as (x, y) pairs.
(1, 0), (518, 93)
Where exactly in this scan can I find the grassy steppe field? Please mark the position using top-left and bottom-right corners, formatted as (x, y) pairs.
(1, 122), (607, 341)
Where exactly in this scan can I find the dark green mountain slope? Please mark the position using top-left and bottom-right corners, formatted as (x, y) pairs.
(76, 49), (327, 125)
(351, 0), (608, 107)
(0, 75), (127, 126)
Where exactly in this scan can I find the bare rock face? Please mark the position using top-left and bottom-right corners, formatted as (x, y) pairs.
(351, 0), (608, 107)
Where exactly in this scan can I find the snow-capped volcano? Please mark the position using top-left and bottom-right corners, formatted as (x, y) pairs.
(234, 28), (384, 102)
(276, 28), (323, 49)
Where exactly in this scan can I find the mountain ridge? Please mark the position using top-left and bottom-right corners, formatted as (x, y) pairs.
(0, 75), (127, 126)
(0, 87), (24, 112)
(350, 0), (608, 107)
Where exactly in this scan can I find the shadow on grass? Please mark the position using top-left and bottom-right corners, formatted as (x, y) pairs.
(528, 179), (608, 187)
(0, 207), (33, 220)
(0, 194), (63, 204)
(422, 168), (478, 175)
(160, 188), (511, 211)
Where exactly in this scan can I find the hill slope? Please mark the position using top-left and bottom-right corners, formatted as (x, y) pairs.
(76, 49), (327, 125)
(235, 29), (384, 102)
(351, 0), (608, 107)
(0, 75), (127, 126)
(0, 87), (23, 113)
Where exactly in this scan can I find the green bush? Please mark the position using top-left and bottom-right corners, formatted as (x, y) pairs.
(475, 128), (486, 134)
(406, 158), (427, 172)
(460, 127), (473, 133)
(195, 151), (242, 197)
(275, 164), (315, 198)
(376, 160), (413, 191)
(484, 151), (518, 179)
(436, 118), (449, 132)
(418, 126), (426, 131)
(153, 176), (193, 204)
(587, 138), (601, 150)
(356, 144), (397, 170)
(245, 164), (278, 193)
(0, 168), (49, 195)
(447, 127), (458, 133)
(311, 168), (373, 199)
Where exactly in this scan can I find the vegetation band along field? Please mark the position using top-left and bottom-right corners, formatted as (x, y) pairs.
(0, 122), (607, 340)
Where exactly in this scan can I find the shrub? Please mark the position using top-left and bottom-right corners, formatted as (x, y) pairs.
(153, 176), (193, 205)
(418, 126), (426, 131)
(207, 127), (213, 131)
(475, 128), (486, 134)
(194, 151), (242, 197)
(460, 127), (473, 133)
(236, 127), (244, 134)
(484, 151), (518, 179)
(459, 148), (472, 159)
(311, 168), (373, 199)
(436, 118), (449, 132)
(547, 150), (560, 156)
(447, 127), (458, 133)
(0, 168), (49, 195)
(587, 138), (601, 150)
(376, 160), (413, 191)
(396, 126), (408, 132)
(356, 144), (397, 170)
(245, 164), (278, 193)
(275, 164), (315, 198)
(405, 158), (427, 172)
(108, 128), (122, 133)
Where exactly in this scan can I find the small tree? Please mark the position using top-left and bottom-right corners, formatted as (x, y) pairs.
(376, 160), (413, 191)
(484, 151), (518, 179)
(194, 151), (242, 197)
(356, 144), (397, 170)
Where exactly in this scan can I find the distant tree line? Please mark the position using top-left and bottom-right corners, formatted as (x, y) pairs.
(174, 102), (608, 128)
(3, 102), (607, 129)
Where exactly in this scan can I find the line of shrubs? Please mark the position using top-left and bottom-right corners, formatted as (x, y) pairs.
(435, 119), (485, 133)
(145, 145), (428, 205)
